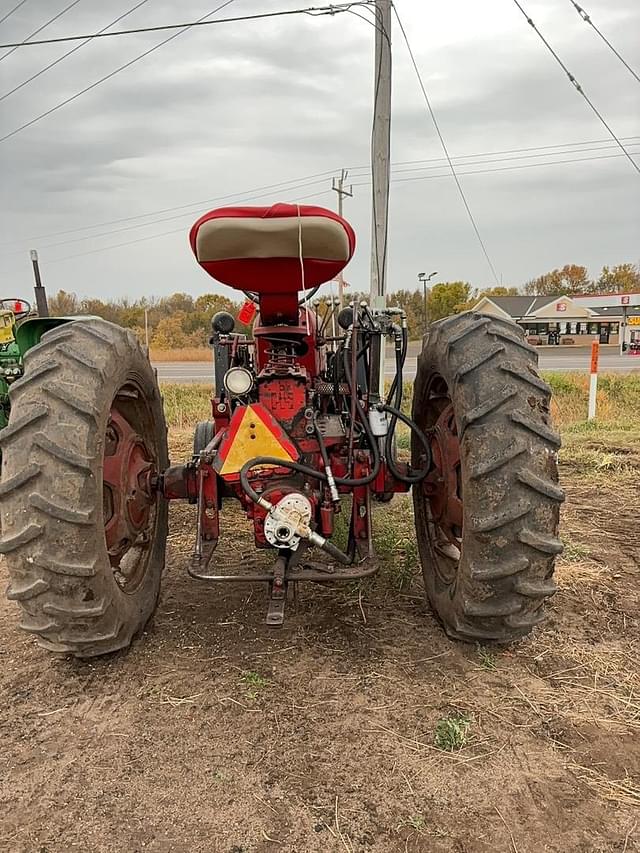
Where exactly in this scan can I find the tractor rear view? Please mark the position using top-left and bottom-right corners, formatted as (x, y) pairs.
(1, 204), (564, 657)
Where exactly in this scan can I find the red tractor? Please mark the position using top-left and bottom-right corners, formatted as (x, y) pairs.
(1, 204), (563, 657)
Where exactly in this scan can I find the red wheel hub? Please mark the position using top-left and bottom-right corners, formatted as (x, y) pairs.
(103, 408), (156, 567)
(422, 403), (463, 547)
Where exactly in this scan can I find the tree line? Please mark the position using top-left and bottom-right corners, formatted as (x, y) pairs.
(44, 261), (639, 347)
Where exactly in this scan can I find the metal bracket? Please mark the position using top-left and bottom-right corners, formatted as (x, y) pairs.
(266, 555), (287, 626)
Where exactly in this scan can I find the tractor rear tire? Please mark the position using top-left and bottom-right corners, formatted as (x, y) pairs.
(411, 311), (564, 643)
(0, 319), (168, 658)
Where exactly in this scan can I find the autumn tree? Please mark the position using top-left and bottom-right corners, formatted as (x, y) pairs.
(387, 289), (426, 338)
(456, 285), (520, 313)
(48, 290), (80, 315)
(426, 281), (472, 322)
(597, 263), (640, 293)
(524, 265), (593, 296)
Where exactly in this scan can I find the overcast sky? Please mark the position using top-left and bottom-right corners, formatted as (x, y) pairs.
(1, 0), (639, 305)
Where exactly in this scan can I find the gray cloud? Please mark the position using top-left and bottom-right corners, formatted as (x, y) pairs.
(1, 0), (639, 302)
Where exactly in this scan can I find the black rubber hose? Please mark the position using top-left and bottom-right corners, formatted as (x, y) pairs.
(341, 344), (381, 483)
(382, 402), (432, 484)
(314, 416), (332, 470)
(386, 326), (408, 406)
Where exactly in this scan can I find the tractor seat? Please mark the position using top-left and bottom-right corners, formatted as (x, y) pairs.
(190, 203), (356, 294)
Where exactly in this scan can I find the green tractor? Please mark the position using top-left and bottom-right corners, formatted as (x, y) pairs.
(0, 299), (33, 429)
(0, 296), (80, 430)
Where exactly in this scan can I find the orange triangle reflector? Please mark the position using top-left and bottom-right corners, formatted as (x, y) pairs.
(214, 403), (299, 481)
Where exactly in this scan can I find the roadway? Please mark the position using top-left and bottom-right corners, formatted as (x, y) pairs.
(155, 346), (639, 383)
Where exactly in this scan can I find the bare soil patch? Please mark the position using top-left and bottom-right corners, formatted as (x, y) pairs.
(1, 429), (638, 853)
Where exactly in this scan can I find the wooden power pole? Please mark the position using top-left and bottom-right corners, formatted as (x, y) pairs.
(332, 169), (353, 307)
(370, 0), (392, 394)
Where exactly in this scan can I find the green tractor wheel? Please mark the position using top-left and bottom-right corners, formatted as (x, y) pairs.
(0, 319), (168, 658)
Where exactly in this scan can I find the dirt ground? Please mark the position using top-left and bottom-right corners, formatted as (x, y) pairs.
(1, 429), (638, 853)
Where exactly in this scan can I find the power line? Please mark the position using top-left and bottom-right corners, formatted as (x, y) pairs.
(357, 149), (640, 185)
(20, 143), (637, 250)
(393, 3), (501, 286)
(0, 0), (29, 27)
(18, 177), (336, 252)
(0, 2), (372, 49)
(511, 0), (640, 176)
(4, 136), (638, 249)
(0, 0), (84, 63)
(389, 141), (640, 176)
(390, 136), (640, 169)
(0, 0), (154, 103)
(44, 189), (333, 264)
(7, 146), (634, 263)
(2, 169), (340, 246)
(567, 0), (640, 85)
(0, 0), (237, 145)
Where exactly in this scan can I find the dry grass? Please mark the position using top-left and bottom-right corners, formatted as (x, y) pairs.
(151, 347), (211, 362)
(158, 373), (640, 433)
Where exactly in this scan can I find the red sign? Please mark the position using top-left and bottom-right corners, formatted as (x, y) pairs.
(238, 300), (257, 325)
(556, 303), (567, 312)
(621, 295), (630, 305)
(590, 341), (599, 374)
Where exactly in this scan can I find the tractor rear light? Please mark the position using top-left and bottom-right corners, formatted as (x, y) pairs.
(223, 366), (254, 397)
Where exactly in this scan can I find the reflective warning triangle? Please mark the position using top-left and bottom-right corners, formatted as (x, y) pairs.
(214, 403), (299, 481)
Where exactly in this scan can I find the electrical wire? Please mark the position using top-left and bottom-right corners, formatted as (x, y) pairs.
(4, 145), (635, 261)
(1, 169), (340, 247)
(42, 189), (332, 264)
(510, 0), (640, 176)
(0, 0), (154, 103)
(350, 149), (640, 186)
(0, 0), (29, 27)
(0, 0), (238, 145)
(4, 135), (637, 250)
(567, 0), (640, 85)
(0, 0), (84, 63)
(14, 178), (334, 253)
(393, 3), (501, 286)
(0, 2), (373, 48)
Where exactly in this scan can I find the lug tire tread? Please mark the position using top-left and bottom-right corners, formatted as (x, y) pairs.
(1, 319), (168, 658)
(412, 311), (564, 643)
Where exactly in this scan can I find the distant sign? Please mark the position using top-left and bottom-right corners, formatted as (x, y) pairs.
(556, 303), (567, 312)
(629, 316), (640, 326)
(621, 295), (630, 305)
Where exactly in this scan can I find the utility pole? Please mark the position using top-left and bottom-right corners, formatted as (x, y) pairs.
(332, 170), (353, 308)
(370, 0), (392, 397)
(29, 249), (49, 317)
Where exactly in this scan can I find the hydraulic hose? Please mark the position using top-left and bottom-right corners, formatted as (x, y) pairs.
(382, 403), (432, 484)
(383, 337), (432, 484)
(386, 325), (408, 407)
(238, 455), (352, 565)
(341, 341), (381, 485)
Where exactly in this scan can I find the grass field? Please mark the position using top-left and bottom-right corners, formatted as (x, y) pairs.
(160, 372), (640, 432)
(150, 346), (211, 362)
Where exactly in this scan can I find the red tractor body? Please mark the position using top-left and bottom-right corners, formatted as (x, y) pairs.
(2, 202), (564, 656)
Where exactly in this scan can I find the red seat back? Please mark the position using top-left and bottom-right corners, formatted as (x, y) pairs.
(189, 203), (356, 294)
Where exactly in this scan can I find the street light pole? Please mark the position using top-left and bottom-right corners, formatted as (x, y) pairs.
(418, 270), (438, 332)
